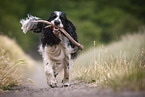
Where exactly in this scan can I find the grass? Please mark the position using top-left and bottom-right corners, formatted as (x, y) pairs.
(0, 35), (35, 67)
(0, 35), (35, 92)
(71, 31), (145, 91)
(0, 49), (24, 90)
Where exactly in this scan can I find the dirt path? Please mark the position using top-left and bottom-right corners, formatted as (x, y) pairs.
(0, 63), (145, 97)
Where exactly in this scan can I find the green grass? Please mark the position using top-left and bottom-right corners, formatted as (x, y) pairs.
(0, 35), (35, 92)
(71, 31), (145, 91)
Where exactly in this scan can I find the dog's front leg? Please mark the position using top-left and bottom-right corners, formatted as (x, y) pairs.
(63, 63), (70, 87)
(45, 62), (57, 88)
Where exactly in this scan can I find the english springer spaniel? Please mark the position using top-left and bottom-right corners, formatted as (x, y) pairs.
(20, 11), (83, 88)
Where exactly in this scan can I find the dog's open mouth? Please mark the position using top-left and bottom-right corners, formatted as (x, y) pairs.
(53, 27), (60, 35)
(53, 27), (59, 32)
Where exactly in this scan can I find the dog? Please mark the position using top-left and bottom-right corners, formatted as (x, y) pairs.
(20, 11), (82, 88)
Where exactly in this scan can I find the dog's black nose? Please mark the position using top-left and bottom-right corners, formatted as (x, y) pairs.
(54, 20), (60, 26)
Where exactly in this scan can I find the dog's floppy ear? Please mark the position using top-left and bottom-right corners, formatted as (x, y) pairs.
(65, 20), (78, 47)
(64, 19), (79, 59)
(47, 12), (56, 22)
(20, 15), (44, 34)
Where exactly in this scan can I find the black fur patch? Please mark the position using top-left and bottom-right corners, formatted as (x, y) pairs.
(41, 27), (61, 47)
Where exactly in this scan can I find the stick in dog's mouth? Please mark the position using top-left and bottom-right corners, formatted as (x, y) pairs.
(59, 28), (83, 50)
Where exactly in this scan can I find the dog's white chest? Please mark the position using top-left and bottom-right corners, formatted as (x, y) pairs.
(41, 35), (71, 74)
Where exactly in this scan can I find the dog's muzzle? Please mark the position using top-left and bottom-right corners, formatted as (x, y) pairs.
(54, 20), (60, 26)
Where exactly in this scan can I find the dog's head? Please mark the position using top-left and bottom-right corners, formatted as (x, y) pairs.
(47, 11), (77, 44)
(47, 11), (67, 32)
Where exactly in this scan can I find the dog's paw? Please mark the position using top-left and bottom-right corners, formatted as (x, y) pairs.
(49, 83), (57, 88)
(63, 83), (71, 87)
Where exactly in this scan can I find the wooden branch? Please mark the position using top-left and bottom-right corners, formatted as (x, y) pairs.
(60, 28), (83, 50)
(32, 20), (52, 25)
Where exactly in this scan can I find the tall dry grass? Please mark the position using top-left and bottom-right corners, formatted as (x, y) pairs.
(0, 49), (24, 90)
(0, 35), (35, 91)
(0, 35), (35, 67)
(71, 31), (145, 90)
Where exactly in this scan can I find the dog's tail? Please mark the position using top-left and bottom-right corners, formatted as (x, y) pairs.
(20, 15), (41, 34)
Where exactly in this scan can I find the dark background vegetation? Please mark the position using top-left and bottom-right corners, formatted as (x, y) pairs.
(0, 0), (145, 58)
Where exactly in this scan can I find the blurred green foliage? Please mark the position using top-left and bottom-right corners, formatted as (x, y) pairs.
(0, 0), (145, 51)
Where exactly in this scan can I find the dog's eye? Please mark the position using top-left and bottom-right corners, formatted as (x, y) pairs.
(50, 14), (57, 20)
(53, 14), (57, 18)
(60, 15), (64, 19)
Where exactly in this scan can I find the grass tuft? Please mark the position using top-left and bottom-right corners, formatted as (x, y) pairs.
(0, 35), (35, 92)
(0, 49), (24, 90)
(71, 31), (145, 91)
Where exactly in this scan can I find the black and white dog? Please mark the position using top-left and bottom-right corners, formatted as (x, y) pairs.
(20, 11), (82, 88)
